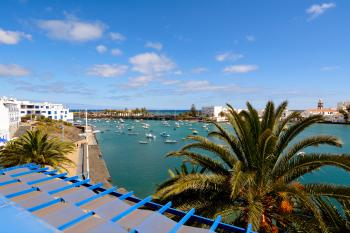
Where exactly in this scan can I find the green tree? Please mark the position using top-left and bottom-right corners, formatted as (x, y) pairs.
(190, 104), (197, 117)
(154, 101), (350, 232)
(0, 130), (75, 172)
(339, 104), (350, 122)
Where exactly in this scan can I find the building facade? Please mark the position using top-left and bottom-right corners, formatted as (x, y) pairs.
(0, 97), (21, 140)
(19, 100), (73, 122)
(201, 106), (228, 122)
(302, 99), (343, 122)
(0, 103), (10, 141)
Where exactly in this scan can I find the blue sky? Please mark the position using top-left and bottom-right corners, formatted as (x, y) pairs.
(0, 0), (348, 109)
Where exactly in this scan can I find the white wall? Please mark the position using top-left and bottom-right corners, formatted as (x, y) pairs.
(0, 103), (10, 140)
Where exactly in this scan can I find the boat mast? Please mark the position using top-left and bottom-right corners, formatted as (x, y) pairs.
(85, 109), (90, 179)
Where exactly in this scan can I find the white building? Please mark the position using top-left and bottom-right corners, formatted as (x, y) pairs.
(302, 99), (343, 123)
(202, 106), (229, 122)
(0, 103), (10, 142)
(19, 100), (73, 122)
(0, 97), (21, 141)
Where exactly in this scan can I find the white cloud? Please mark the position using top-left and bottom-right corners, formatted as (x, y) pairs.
(36, 16), (105, 42)
(145, 41), (163, 50)
(110, 32), (126, 41)
(306, 3), (336, 20)
(191, 67), (208, 74)
(173, 70), (183, 75)
(87, 64), (128, 77)
(246, 35), (255, 42)
(321, 66), (339, 71)
(0, 28), (32, 45)
(179, 80), (256, 93)
(96, 44), (107, 54)
(223, 65), (258, 73)
(129, 52), (175, 75)
(0, 64), (30, 77)
(215, 52), (243, 62)
(111, 48), (122, 56)
(127, 75), (155, 87)
(161, 79), (181, 85)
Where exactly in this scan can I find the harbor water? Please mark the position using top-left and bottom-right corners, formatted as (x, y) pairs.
(91, 119), (350, 198)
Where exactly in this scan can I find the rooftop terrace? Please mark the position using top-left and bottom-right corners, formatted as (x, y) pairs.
(0, 164), (254, 233)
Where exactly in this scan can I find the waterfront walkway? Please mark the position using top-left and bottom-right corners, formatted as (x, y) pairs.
(82, 126), (112, 188)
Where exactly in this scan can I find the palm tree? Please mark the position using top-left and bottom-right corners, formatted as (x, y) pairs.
(154, 101), (350, 232)
(0, 129), (75, 172)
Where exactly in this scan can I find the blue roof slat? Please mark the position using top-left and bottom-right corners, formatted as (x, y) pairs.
(28, 198), (64, 212)
(0, 164), (253, 233)
(11, 167), (49, 177)
(0, 163), (37, 174)
(75, 186), (117, 207)
(169, 208), (196, 233)
(111, 196), (152, 223)
(0, 179), (20, 186)
(43, 170), (58, 175)
(210, 215), (222, 232)
(57, 211), (94, 231)
(118, 191), (134, 200)
(64, 175), (79, 181)
(48, 179), (90, 195)
(27, 173), (68, 185)
(246, 224), (252, 233)
(5, 187), (38, 199)
(87, 182), (104, 190)
(158, 201), (172, 214)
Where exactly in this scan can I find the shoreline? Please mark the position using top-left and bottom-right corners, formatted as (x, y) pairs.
(84, 125), (112, 188)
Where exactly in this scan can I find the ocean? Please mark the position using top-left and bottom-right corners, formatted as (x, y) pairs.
(90, 119), (350, 198)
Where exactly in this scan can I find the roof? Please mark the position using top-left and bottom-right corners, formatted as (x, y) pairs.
(307, 108), (339, 113)
(0, 164), (254, 233)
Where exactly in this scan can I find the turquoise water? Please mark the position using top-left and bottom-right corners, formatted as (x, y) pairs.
(91, 119), (350, 198)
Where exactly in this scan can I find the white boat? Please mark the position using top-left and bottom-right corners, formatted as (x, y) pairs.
(146, 133), (156, 139)
(192, 130), (198, 135)
(164, 139), (178, 144)
(92, 130), (101, 134)
(139, 141), (149, 144)
(160, 132), (170, 137)
(119, 118), (125, 123)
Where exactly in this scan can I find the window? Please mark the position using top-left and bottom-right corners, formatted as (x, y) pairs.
(21, 111), (25, 114)
(35, 106), (39, 109)
(48, 111), (51, 115)
(54, 111), (57, 114)
(46, 106), (49, 109)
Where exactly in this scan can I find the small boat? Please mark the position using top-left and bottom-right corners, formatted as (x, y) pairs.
(119, 118), (125, 123)
(92, 130), (101, 134)
(127, 126), (134, 131)
(139, 141), (149, 144)
(164, 139), (178, 144)
(160, 132), (170, 137)
(192, 130), (198, 135)
(146, 133), (156, 139)
(128, 132), (139, 136)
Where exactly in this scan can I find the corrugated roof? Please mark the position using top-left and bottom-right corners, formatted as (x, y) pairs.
(0, 164), (254, 233)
